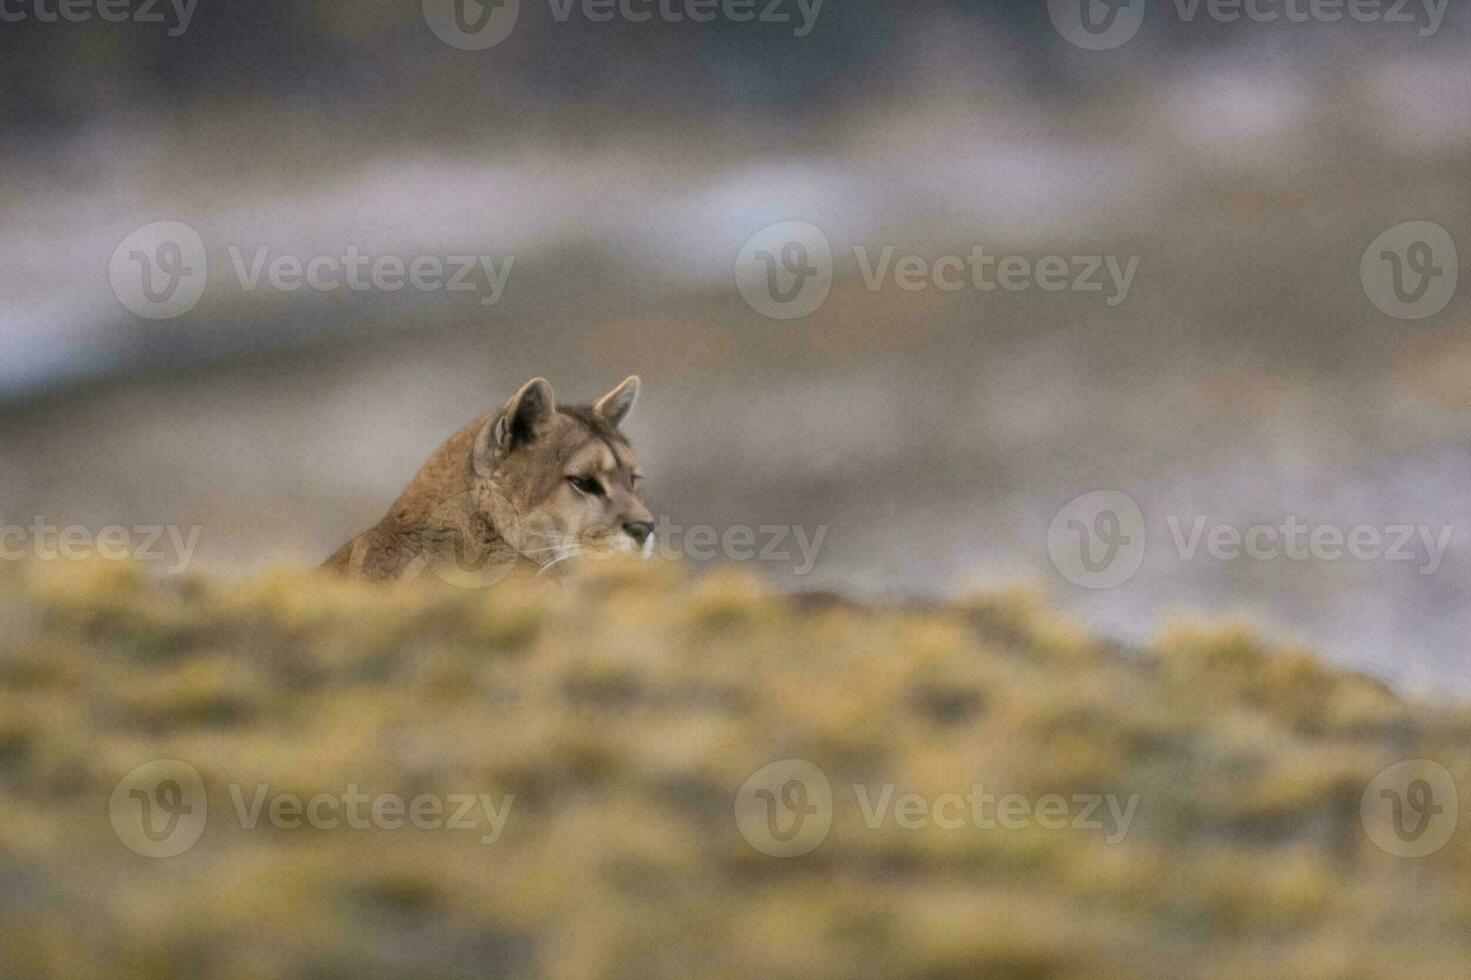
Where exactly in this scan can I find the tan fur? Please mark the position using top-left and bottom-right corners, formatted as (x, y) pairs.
(323, 377), (653, 584)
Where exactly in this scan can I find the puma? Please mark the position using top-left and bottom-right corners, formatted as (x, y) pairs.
(323, 376), (653, 584)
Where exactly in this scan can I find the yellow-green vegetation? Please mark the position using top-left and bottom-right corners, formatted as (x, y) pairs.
(2, 558), (1470, 980)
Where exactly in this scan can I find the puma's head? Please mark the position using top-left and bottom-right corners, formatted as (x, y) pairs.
(471, 376), (654, 569)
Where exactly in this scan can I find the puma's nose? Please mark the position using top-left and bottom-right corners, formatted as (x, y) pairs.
(623, 521), (653, 546)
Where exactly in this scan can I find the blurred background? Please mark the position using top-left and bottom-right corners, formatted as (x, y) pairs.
(2, 0), (1470, 694)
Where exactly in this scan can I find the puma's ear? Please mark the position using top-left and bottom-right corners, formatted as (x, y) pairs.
(476, 377), (556, 475)
(497, 377), (556, 449)
(593, 375), (640, 427)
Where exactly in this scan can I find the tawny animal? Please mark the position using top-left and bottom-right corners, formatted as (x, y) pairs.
(324, 377), (653, 583)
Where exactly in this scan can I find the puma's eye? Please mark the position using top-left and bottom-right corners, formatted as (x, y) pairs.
(568, 476), (604, 496)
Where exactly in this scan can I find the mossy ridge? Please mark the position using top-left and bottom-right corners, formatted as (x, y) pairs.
(0, 557), (1467, 980)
